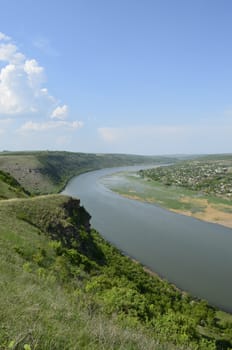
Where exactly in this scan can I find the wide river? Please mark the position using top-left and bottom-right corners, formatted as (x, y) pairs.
(62, 166), (232, 312)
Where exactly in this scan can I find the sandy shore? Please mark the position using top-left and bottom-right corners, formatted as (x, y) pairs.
(119, 193), (232, 229)
(172, 197), (232, 229)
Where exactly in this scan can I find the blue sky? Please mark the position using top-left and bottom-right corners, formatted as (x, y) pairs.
(0, 0), (232, 155)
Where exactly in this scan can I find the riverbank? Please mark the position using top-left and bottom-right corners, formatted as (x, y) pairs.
(101, 171), (232, 229)
(64, 166), (232, 313)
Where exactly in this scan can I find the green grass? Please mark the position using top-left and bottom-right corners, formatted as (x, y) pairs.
(0, 179), (27, 200)
(0, 170), (29, 200)
(1, 194), (231, 349)
(1, 153), (232, 349)
(0, 195), (160, 350)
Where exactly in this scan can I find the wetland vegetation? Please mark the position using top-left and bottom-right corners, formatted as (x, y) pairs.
(103, 155), (232, 228)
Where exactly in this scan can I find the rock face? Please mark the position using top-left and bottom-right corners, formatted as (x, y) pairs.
(47, 197), (105, 264)
(47, 198), (92, 249)
(6, 194), (105, 266)
(37, 197), (105, 264)
(63, 197), (91, 233)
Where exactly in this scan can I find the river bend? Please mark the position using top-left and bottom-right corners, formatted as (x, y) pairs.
(62, 166), (232, 312)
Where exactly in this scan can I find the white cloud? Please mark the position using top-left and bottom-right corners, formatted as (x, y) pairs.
(98, 127), (123, 142)
(0, 118), (13, 126)
(19, 120), (83, 132)
(0, 43), (25, 64)
(0, 118), (13, 136)
(98, 123), (232, 155)
(56, 135), (71, 146)
(0, 60), (52, 115)
(33, 37), (59, 56)
(98, 125), (184, 143)
(0, 32), (85, 146)
(51, 104), (68, 120)
(0, 32), (59, 117)
(0, 32), (11, 41)
(24, 59), (45, 88)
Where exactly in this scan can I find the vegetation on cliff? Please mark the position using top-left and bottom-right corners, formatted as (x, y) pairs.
(1, 194), (231, 350)
(0, 152), (232, 349)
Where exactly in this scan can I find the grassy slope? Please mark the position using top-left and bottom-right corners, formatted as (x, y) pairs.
(0, 195), (156, 349)
(1, 194), (231, 350)
(0, 170), (29, 200)
(1, 153), (232, 349)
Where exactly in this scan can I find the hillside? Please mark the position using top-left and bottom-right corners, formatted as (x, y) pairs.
(0, 153), (232, 349)
(0, 151), (176, 194)
(0, 170), (29, 200)
(1, 194), (232, 350)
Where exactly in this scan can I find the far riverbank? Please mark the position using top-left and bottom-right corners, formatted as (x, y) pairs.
(101, 171), (232, 229)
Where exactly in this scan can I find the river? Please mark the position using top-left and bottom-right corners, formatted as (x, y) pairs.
(62, 165), (232, 312)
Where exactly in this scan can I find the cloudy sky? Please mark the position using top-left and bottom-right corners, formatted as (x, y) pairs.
(0, 0), (232, 155)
